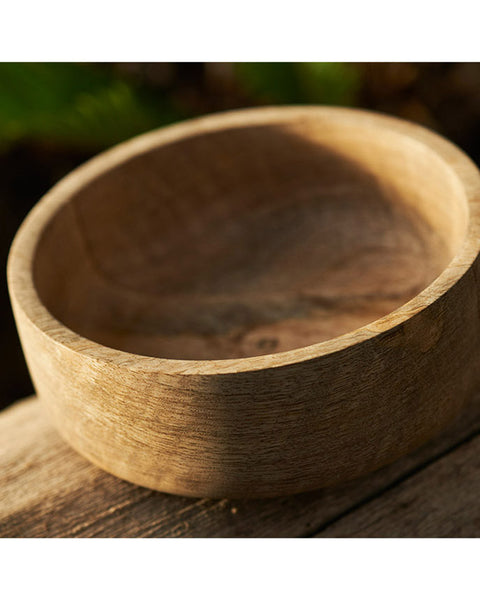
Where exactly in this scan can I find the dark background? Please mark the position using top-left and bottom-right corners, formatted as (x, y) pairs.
(2, 62), (480, 410)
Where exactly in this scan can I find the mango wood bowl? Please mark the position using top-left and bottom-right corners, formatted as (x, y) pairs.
(8, 106), (480, 498)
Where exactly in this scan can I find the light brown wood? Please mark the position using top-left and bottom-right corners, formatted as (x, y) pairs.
(1, 394), (480, 537)
(7, 106), (480, 498)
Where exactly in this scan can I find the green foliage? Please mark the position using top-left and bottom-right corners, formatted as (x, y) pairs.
(234, 62), (361, 106)
(0, 63), (362, 153)
(0, 63), (180, 151)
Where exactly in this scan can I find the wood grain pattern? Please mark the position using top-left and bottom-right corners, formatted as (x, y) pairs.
(1, 394), (480, 537)
(317, 430), (480, 537)
(7, 106), (480, 498)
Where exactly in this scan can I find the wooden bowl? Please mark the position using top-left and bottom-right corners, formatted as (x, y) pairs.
(8, 106), (480, 498)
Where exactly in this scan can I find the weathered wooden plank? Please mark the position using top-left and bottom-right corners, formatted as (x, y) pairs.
(316, 429), (480, 537)
(1, 394), (480, 537)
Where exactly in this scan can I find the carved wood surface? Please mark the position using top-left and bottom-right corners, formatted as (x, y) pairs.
(8, 107), (480, 498)
(1, 394), (480, 537)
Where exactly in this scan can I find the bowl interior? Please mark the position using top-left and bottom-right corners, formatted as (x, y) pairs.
(33, 116), (468, 360)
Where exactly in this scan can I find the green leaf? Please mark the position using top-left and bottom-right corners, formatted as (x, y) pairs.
(0, 63), (181, 151)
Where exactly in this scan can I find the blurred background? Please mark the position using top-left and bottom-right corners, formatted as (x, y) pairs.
(2, 62), (480, 410)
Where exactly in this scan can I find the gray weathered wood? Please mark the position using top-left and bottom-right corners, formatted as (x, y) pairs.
(317, 428), (480, 537)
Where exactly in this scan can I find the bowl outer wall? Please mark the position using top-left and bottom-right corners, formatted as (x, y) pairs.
(7, 106), (480, 498)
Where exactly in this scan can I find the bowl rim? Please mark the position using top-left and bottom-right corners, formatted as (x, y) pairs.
(8, 105), (480, 375)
